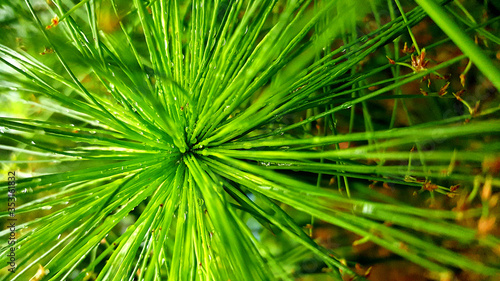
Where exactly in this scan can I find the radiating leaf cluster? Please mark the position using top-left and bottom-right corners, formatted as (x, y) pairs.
(0, 0), (499, 280)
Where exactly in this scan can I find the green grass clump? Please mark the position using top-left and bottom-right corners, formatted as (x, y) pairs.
(0, 0), (499, 280)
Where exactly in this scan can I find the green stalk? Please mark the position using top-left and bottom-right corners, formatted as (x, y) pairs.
(415, 0), (500, 89)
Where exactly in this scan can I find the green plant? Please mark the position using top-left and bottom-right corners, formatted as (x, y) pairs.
(0, 0), (499, 280)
